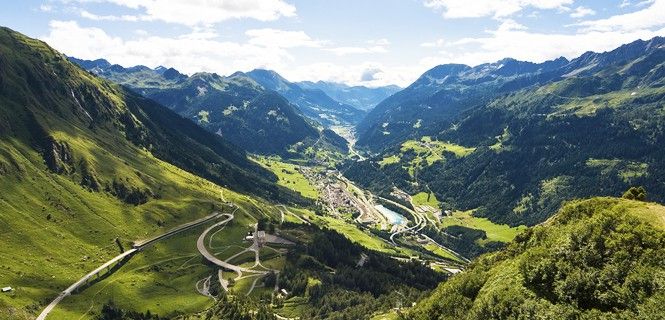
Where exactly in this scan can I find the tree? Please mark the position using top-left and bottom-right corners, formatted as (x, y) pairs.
(263, 271), (277, 288)
(622, 186), (647, 201)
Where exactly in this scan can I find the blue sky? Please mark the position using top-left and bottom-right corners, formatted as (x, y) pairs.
(2, 0), (664, 86)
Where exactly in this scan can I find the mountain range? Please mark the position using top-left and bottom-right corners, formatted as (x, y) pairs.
(297, 80), (400, 112)
(69, 57), (352, 156)
(1, 24), (665, 320)
(0, 26), (313, 318)
(245, 69), (367, 126)
(346, 36), (665, 226)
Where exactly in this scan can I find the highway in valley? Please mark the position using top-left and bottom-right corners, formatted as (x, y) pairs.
(195, 212), (268, 275)
(37, 211), (229, 320)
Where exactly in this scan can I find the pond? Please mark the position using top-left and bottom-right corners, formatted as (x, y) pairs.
(374, 204), (407, 225)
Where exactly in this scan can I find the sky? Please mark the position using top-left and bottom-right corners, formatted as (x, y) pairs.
(2, 0), (665, 87)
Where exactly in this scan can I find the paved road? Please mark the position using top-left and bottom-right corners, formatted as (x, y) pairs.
(421, 234), (470, 263)
(381, 196), (426, 244)
(37, 211), (227, 320)
(196, 214), (267, 275)
(277, 205), (310, 225)
(36, 248), (138, 320)
(134, 211), (225, 248)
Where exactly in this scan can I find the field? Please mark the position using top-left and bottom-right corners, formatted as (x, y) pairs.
(440, 210), (527, 244)
(424, 243), (462, 262)
(412, 191), (440, 208)
(545, 86), (665, 117)
(378, 136), (475, 176)
(253, 157), (319, 200)
(371, 310), (401, 320)
(401, 136), (475, 166)
(379, 155), (400, 167)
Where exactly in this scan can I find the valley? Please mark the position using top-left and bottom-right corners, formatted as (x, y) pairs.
(1, 4), (665, 318)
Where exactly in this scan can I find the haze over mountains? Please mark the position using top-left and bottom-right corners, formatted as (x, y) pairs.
(296, 81), (401, 112)
(1, 22), (664, 320)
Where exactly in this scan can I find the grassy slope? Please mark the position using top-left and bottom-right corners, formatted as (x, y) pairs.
(253, 157), (319, 200)
(48, 198), (277, 319)
(410, 197), (665, 319)
(380, 136), (475, 175)
(440, 210), (527, 243)
(412, 191), (440, 208)
(0, 136), (239, 318)
(0, 27), (287, 319)
(287, 207), (416, 257)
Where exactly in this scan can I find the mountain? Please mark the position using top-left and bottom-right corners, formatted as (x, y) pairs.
(297, 80), (400, 111)
(355, 57), (572, 150)
(346, 37), (665, 226)
(0, 26), (315, 317)
(409, 197), (665, 319)
(356, 38), (665, 151)
(246, 69), (366, 126)
(70, 59), (344, 156)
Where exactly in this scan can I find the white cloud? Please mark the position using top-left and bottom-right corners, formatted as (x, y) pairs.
(360, 67), (383, 82)
(420, 0), (665, 68)
(41, 20), (295, 75)
(133, 29), (149, 36)
(281, 62), (422, 87)
(421, 38), (445, 47)
(570, 6), (595, 18)
(368, 38), (391, 46)
(68, 0), (296, 26)
(618, 0), (656, 7)
(324, 39), (391, 56)
(245, 28), (324, 48)
(326, 46), (388, 56)
(496, 19), (528, 32)
(423, 20), (665, 68)
(80, 10), (141, 21)
(423, 0), (573, 19)
(39, 20), (406, 86)
(573, 0), (665, 32)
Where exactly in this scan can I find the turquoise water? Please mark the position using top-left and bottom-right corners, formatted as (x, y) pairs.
(374, 204), (406, 225)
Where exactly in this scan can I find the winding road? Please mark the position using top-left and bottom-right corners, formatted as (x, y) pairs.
(37, 211), (228, 320)
(196, 213), (268, 275)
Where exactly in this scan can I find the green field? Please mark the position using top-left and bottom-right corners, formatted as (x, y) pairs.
(379, 155), (400, 167)
(440, 210), (527, 243)
(412, 191), (439, 208)
(424, 243), (462, 263)
(253, 157), (319, 200)
(378, 136), (475, 176)
(401, 136), (475, 166)
(371, 310), (401, 320)
(46, 224), (217, 319)
(544, 86), (665, 117)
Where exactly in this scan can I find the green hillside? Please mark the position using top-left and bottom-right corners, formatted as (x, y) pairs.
(409, 197), (665, 319)
(0, 27), (299, 318)
(0, 28), (451, 319)
(70, 58), (346, 156)
(246, 69), (365, 127)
